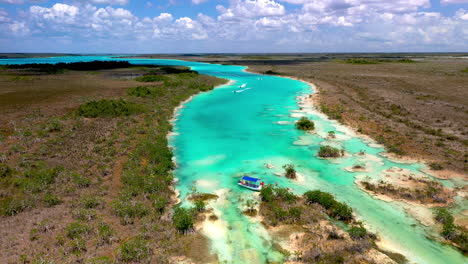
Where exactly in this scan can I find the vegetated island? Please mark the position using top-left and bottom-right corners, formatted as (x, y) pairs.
(0, 61), (227, 263)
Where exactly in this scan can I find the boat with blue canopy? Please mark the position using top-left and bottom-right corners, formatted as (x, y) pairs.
(238, 176), (264, 191)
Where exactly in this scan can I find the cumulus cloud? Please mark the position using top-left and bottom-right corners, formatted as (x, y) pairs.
(30, 3), (79, 24)
(1, 0), (467, 52)
(217, 0), (285, 20)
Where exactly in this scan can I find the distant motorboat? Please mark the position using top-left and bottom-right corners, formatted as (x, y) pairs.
(233, 87), (252, 93)
(239, 84), (247, 88)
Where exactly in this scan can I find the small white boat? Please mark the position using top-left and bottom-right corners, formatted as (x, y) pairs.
(233, 88), (252, 93)
(238, 176), (263, 191)
(239, 84), (247, 88)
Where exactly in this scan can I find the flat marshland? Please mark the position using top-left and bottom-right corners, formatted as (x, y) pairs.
(0, 62), (225, 263)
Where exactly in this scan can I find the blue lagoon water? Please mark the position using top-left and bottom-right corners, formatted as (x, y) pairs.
(1, 56), (466, 264)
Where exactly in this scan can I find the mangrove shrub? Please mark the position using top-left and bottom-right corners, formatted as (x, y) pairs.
(77, 99), (146, 118)
(296, 117), (315, 131)
(318, 145), (343, 158)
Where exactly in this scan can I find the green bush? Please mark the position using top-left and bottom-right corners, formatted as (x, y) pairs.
(0, 196), (33, 216)
(44, 118), (62, 132)
(283, 164), (296, 179)
(79, 195), (101, 209)
(194, 200), (205, 212)
(72, 208), (96, 221)
(0, 163), (12, 177)
(288, 207), (302, 221)
(135, 75), (168, 82)
(434, 208), (454, 224)
(97, 222), (114, 245)
(69, 238), (87, 255)
(71, 173), (91, 188)
(66, 222), (91, 239)
(43, 193), (62, 207)
(260, 186), (274, 202)
(318, 146), (342, 158)
(77, 99), (146, 118)
(112, 200), (149, 222)
(15, 165), (60, 193)
(172, 206), (194, 233)
(127, 86), (152, 97)
(261, 186), (297, 204)
(296, 117), (315, 130)
(428, 162), (443, 171)
(304, 190), (353, 221)
(348, 226), (368, 240)
(118, 236), (150, 262)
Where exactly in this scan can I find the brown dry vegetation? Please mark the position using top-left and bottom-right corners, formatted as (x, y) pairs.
(248, 59), (468, 174)
(0, 64), (225, 263)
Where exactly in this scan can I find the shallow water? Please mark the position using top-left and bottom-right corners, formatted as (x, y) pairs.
(1, 56), (466, 264)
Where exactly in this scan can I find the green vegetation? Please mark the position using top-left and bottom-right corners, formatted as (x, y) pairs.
(348, 225), (368, 240)
(135, 75), (168, 82)
(118, 236), (151, 262)
(295, 117), (315, 130)
(42, 193), (62, 207)
(344, 58), (416, 64)
(282, 164), (296, 179)
(264, 70), (281, 75)
(172, 206), (194, 233)
(112, 199), (149, 224)
(320, 104), (344, 121)
(259, 186), (299, 225)
(6, 61), (132, 74)
(344, 58), (380, 64)
(434, 208), (467, 252)
(0, 163), (12, 177)
(461, 68), (468, 73)
(66, 222), (91, 239)
(304, 190), (353, 221)
(318, 145), (343, 158)
(428, 162), (444, 170)
(361, 179), (449, 204)
(77, 99), (146, 118)
(97, 222), (114, 245)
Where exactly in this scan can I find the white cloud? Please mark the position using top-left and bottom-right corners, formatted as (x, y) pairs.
(192, 0), (210, 4)
(8, 21), (30, 36)
(1, 1), (467, 52)
(217, 0), (285, 21)
(80, 0), (129, 5)
(0, 8), (10, 23)
(30, 3), (79, 24)
(441, 0), (468, 4)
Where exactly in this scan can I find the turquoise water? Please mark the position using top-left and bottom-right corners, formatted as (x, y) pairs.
(1, 56), (466, 264)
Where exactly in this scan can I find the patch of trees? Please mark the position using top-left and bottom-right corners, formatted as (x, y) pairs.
(318, 146), (343, 158)
(296, 117), (315, 131)
(77, 99), (147, 118)
(304, 190), (353, 221)
(434, 208), (468, 253)
(283, 164), (296, 179)
(7, 61), (132, 73)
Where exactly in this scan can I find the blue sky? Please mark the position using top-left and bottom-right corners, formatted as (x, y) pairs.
(0, 0), (467, 53)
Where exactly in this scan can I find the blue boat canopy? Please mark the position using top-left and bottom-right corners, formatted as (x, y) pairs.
(241, 176), (260, 182)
